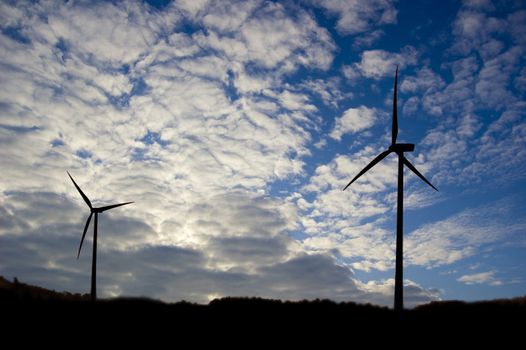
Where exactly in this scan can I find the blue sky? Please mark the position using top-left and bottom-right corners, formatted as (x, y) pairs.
(0, 0), (525, 307)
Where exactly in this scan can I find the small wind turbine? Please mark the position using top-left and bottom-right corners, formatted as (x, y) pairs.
(67, 171), (133, 301)
(343, 66), (438, 315)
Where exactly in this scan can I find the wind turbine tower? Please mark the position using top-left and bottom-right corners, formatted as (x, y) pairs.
(68, 171), (133, 301)
(343, 67), (438, 314)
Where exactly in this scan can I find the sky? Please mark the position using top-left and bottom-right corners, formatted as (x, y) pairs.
(0, 0), (525, 307)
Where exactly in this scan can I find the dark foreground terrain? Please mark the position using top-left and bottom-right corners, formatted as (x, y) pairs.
(1, 276), (524, 342)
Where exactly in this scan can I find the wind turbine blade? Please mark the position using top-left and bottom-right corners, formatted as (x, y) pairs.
(392, 65), (399, 145)
(77, 212), (93, 259)
(97, 201), (134, 212)
(343, 150), (391, 191)
(402, 156), (438, 191)
(67, 171), (92, 209)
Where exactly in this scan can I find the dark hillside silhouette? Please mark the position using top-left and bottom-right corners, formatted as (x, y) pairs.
(1, 276), (524, 339)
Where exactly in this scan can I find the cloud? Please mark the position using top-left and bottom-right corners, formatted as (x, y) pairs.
(451, 9), (506, 56)
(356, 278), (441, 308)
(0, 216), (439, 306)
(41, 1), (177, 65)
(475, 46), (522, 109)
(344, 46), (419, 80)
(400, 67), (445, 94)
(264, 89), (317, 112)
(1, 0), (525, 306)
(462, 0), (495, 11)
(190, 1), (336, 73)
(298, 148), (406, 271)
(398, 66), (447, 115)
(406, 199), (526, 268)
(0, 0), (337, 203)
(405, 9), (526, 188)
(330, 106), (378, 140)
(418, 57), (479, 116)
(419, 102), (526, 186)
(0, 0), (426, 306)
(508, 10), (526, 44)
(298, 128), (525, 273)
(310, 0), (397, 35)
(418, 113), (480, 184)
(352, 30), (385, 49)
(457, 271), (502, 286)
(410, 7), (526, 118)
(0, 0), (340, 303)
(0, 191), (345, 302)
(299, 78), (346, 108)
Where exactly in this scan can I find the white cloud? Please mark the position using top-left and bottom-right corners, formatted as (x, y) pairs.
(400, 67), (445, 94)
(311, 0), (397, 35)
(191, 2), (335, 73)
(356, 278), (441, 308)
(399, 67), (446, 115)
(406, 200), (526, 268)
(1, 0), (525, 306)
(0, 0), (332, 300)
(408, 7), (525, 123)
(457, 271), (502, 286)
(47, 1), (178, 65)
(298, 147), (411, 271)
(449, 5), (526, 68)
(508, 10), (526, 44)
(299, 131), (525, 272)
(404, 188), (444, 210)
(421, 56), (479, 116)
(352, 30), (384, 49)
(475, 46), (522, 109)
(0, 0), (434, 306)
(342, 65), (362, 82)
(402, 96), (419, 115)
(200, 0), (260, 33)
(0, 200), (440, 306)
(419, 113), (481, 184)
(330, 106), (378, 140)
(346, 46), (419, 80)
(451, 9), (506, 56)
(462, 0), (494, 11)
(419, 100), (526, 186)
(265, 89), (317, 112)
(300, 78), (346, 108)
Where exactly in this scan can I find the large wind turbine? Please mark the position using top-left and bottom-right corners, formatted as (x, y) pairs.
(343, 67), (438, 314)
(67, 171), (133, 301)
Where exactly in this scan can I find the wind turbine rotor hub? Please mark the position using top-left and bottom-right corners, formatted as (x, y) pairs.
(389, 143), (415, 153)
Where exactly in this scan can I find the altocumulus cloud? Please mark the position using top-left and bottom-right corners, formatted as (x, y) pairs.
(2, 0), (525, 306)
(0, 0), (437, 306)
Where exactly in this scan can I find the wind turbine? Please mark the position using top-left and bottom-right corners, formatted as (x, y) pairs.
(67, 171), (133, 301)
(342, 67), (438, 314)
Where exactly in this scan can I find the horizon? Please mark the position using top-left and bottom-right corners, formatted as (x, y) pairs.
(0, 0), (525, 307)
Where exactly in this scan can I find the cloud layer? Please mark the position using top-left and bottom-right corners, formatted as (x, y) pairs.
(1, 0), (525, 305)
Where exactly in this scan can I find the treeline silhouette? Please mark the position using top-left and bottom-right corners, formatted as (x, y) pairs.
(2, 276), (524, 340)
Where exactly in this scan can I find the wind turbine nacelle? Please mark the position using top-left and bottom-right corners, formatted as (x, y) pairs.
(389, 143), (415, 153)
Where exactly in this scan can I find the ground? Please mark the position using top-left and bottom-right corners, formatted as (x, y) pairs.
(1, 276), (524, 343)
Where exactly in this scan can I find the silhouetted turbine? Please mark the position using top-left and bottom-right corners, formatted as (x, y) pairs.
(67, 171), (133, 301)
(343, 66), (437, 315)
